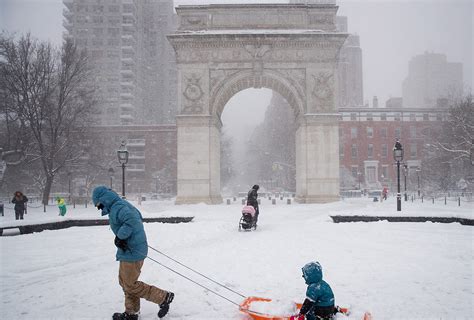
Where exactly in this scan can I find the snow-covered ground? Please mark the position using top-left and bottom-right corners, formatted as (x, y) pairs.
(0, 196), (472, 319)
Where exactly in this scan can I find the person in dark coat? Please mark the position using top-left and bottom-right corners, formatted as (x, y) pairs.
(11, 191), (28, 220)
(246, 184), (259, 226)
(92, 186), (174, 320)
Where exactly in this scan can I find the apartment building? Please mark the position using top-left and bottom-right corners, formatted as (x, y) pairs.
(336, 16), (364, 108)
(402, 52), (463, 108)
(63, 0), (177, 126)
(63, 0), (178, 189)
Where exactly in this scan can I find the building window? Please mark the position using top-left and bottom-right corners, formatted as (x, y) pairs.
(436, 113), (442, 121)
(92, 5), (104, 13)
(368, 144), (374, 159)
(394, 113), (401, 121)
(421, 127), (431, 137)
(380, 128), (387, 138)
(410, 144), (417, 158)
(108, 27), (120, 36)
(410, 113), (416, 121)
(367, 166), (376, 183)
(350, 113), (357, 121)
(381, 144), (387, 158)
(351, 144), (358, 159)
(367, 127), (373, 138)
(423, 113), (429, 121)
(366, 113), (373, 121)
(339, 143), (344, 158)
(351, 127), (358, 139)
(109, 5), (120, 12)
(395, 128), (401, 139)
(410, 126), (417, 138)
(351, 166), (359, 178)
(92, 16), (103, 24)
(381, 166), (388, 180)
(380, 113), (387, 121)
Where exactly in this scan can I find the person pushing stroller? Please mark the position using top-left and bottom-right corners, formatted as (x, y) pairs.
(246, 184), (259, 227)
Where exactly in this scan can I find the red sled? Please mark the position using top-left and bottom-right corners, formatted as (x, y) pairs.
(239, 296), (372, 320)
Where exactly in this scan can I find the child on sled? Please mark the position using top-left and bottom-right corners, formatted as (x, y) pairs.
(292, 261), (336, 320)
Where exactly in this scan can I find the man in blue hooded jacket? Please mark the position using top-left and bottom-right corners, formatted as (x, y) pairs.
(92, 186), (174, 320)
(297, 261), (335, 320)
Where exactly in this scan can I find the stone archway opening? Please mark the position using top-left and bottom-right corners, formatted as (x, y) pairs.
(168, 3), (347, 204)
(220, 88), (297, 196)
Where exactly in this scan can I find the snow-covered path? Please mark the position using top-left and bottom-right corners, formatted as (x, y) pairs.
(0, 198), (472, 319)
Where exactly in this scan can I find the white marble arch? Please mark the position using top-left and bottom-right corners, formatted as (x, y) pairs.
(168, 3), (347, 204)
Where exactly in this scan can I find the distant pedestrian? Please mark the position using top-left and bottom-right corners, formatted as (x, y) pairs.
(56, 197), (67, 216)
(11, 191), (28, 220)
(92, 186), (174, 320)
(247, 184), (260, 226)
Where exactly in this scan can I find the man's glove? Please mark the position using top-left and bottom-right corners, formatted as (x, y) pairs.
(290, 315), (304, 320)
(114, 236), (128, 251)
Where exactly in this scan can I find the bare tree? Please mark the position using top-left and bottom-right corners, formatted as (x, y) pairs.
(423, 95), (474, 192)
(0, 33), (96, 204)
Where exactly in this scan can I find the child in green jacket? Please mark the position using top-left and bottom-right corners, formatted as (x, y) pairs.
(56, 197), (67, 216)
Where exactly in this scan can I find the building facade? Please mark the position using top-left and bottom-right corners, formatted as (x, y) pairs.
(402, 52), (463, 108)
(82, 125), (177, 196)
(63, 0), (177, 125)
(339, 105), (445, 193)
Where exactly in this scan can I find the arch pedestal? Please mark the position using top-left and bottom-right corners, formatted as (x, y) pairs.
(295, 114), (341, 203)
(175, 115), (223, 204)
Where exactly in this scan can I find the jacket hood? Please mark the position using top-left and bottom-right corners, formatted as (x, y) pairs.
(302, 261), (323, 285)
(92, 186), (121, 216)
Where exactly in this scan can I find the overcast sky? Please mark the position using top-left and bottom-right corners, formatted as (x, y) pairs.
(1, 0), (472, 108)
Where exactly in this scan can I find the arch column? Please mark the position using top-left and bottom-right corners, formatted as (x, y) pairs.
(175, 115), (223, 204)
(295, 114), (340, 203)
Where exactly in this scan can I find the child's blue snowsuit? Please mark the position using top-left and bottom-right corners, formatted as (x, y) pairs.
(300, 261), (335, 320)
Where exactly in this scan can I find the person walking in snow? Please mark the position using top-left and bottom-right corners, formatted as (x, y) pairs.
(11, 191), (28, 220)
(246, 184), (260, 226)
(295, 261), (336, 320)
(92, 186), (174, 320)
(56, 196), (67, 216)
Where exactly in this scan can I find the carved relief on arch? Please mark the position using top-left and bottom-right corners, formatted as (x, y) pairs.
(181, 71), (207, 115)
(311, 71), (335, 112)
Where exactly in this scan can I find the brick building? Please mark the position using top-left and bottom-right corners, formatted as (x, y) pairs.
(76, 125), (177, 197)
(339, 105), (445, 193)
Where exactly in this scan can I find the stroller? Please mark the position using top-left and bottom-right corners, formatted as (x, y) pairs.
(239, 205), (257, 231)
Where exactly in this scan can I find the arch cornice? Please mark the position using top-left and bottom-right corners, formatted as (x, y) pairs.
(210, 68), (306, 120)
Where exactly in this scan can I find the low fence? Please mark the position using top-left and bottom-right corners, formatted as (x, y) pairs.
(0, 216), (194, 236)
(331, 215), (473, 226)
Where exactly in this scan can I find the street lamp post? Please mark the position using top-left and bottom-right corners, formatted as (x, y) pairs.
(108, 167), (115, 189)
(117, 141), (129, 198)
(357, 171), (361, 190)
(416, 167), (421, 197)
(393, 140), (404, 211)
(403, 164), (408, 201)
(67, 172), (72, 202)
